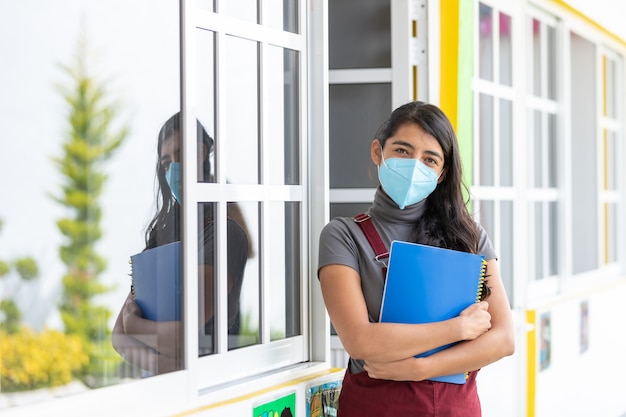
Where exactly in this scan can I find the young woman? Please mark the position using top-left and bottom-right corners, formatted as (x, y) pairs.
(318, 101), (515, 416)
(112, 113), (250, 375)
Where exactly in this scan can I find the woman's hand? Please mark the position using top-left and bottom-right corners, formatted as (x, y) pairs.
(458, 301), (491, 340)
(364, 357), (426, 381)
(121, 296), (144, 333)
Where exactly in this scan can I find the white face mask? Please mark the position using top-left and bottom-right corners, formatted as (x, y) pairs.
(378, 151), (439, 209)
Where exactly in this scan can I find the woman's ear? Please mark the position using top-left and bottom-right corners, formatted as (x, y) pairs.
(371, 139), (383, 166)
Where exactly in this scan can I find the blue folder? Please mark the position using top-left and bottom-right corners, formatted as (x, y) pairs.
(379, 240), (486, 384)
(130, 241), (181, 321)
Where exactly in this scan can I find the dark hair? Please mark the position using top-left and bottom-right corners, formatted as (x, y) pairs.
(145, 112), (214, 249)
(376, 101), (490, 296)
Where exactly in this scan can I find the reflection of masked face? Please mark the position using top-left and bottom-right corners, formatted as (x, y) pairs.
(378, 150), (439, 209)
(165, 162), (182, 204)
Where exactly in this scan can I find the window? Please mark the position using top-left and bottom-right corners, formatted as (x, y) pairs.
(0, 0), (313, 408)
(186, 1), (308, 389)
(473, 2), (516, 303)
(599, 51), (622, 265)
(526, 14), (559, 281)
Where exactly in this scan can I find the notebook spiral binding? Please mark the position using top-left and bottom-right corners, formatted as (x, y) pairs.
(475, 259), (488, 303)
(128, 259), (135, 300)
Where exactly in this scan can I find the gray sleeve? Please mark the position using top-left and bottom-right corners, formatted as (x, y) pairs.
(317, 218), (360, 278)
(475, 221), (497, 261)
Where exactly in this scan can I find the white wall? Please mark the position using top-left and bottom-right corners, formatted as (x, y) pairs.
(479, 279), (626, 417)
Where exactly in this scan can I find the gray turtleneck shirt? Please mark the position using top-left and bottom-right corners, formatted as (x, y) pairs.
(317, 187), (497, 374)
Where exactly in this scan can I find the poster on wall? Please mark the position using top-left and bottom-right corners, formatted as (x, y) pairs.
(306, 378), (341, 417)
(580, 300), (589, 353)
(539, 312), (551, 371)
(253, 391), (296, 417)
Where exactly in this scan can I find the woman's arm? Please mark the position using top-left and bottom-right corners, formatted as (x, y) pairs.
(363, 259), (515, 381)
(112, 292), (181, 374)
(112, 292), (181, 358)
(319, 264), (492, 362)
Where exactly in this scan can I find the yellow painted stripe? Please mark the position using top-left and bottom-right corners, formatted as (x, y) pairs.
(550, 1), (626, 47)
(526, 310), (536, 417)
(172, 368), (344, 416)
(413, 65), (418, 101)
(439, 0), (459, 130)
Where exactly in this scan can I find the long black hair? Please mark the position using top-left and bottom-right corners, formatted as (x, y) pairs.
(376, 101), (477, 252)
(145, 112), (214, 249)
(376, 101), (490, 297)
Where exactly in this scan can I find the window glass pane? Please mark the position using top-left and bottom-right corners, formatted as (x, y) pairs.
(531, 18), (541, 96)
(329, 83), (391, 188)
(570, 32), (598, 274)
(606, 203), (618, 264)
(605, 58), (617, 118)
(532, 202), (545, 280)
(531, 110), (542, 187)
(499, 99), (513, 186)
(329, 0), (391, 68)
(499, 201), (514, 305)
(199, 203), (218, 355)
(196, 28), (217, 183)
(547, 26), (557, 100)
(0, 0), (182, 397)
(220, 0), (257, 24)
(479, 3), (494, 81)
(267, 46), (300, 185)
(196, 202), (262, 352)
(266, 0), (299, 33)
(229, 201), (260, 350)
(478, 200), (495, 244)
(548, 113), (557, 188)
(605, 130), (617, 190)
(549, 201), (558, 276)
(499, 12), (512, 86)
(222, 35), (259, 184)
(269, 202), (301, 341)
(479, 93), (494, 186)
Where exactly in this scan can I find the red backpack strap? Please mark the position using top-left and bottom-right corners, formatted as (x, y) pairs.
(353, 213), (389, 276)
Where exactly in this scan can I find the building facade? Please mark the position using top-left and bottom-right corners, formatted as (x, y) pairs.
(1, 1), (625, 416)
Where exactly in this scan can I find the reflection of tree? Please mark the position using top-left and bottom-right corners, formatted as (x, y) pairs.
(0, 218), (39, 334)
(52, 34), (128, 387)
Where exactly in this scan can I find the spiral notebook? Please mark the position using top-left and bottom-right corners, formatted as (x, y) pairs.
(130, 241), (181, 321)
(379, 240), (487, 384)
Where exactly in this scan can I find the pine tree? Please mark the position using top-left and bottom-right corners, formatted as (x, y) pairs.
(52, 36), (128, 386)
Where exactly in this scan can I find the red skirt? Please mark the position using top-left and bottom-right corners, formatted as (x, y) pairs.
(337, 370), (481, 417)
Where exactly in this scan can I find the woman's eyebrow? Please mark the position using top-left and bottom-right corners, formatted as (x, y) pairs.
(389, 139), (415, 150)
(390, 139), (443, 161)
(424, 149), (443, 161)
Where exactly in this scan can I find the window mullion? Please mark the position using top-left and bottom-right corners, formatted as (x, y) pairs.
(259, 39), (271, 345)
(214, 29), (229, 354)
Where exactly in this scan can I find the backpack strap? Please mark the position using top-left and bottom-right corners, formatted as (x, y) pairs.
(353, 213), (389, 276)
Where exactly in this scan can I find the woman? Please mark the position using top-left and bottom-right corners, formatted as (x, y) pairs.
(318, 101), (514, 416)
(112, 113), (249, 375)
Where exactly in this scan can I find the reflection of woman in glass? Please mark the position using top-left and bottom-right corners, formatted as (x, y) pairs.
(112, 113), (250, 374)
